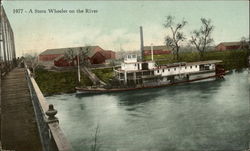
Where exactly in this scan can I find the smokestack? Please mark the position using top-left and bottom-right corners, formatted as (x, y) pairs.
(140, 26), (144, 61)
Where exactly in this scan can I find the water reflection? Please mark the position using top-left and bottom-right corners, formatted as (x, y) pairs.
(76, 79), (224, 106)
(47, 70), (249, 151)
(79, 104), (85, 110)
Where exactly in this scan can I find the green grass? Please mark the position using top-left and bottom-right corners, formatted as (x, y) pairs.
(145, 49), (249, 70)
(92, 68), (114, 83)
(35, 68), (92, 96)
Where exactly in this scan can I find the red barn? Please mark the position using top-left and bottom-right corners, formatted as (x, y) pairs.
(54, 55), (77, 67)
(100, 50), (116, 59)
(39, 46), (116, 67)
(143, 45), (171, 56)
(215, 41), (249, 51)
(39, 46), (103, 62)
(90, 51), (106, 64)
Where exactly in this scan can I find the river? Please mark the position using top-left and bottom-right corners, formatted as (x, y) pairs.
(47, 69), (249, 151)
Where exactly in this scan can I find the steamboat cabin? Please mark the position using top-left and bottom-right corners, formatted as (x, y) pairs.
(114, 54), (223, 87)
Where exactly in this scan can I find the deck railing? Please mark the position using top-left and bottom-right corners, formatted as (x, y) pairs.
(25, 66), (73, 151)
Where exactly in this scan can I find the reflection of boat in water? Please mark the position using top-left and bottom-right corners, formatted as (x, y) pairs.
(76, 54), (227, 94)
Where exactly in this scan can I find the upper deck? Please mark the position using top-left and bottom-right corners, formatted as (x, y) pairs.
(118, 56), (222, 73)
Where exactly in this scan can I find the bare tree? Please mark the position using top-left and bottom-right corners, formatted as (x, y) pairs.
(78, 46), (90, 66)
(64, 47), (90, 66)
(190, 18), (214, 60)
(24, 53), (39, 77)
(240, 36), (250, 50)
(64, 48), (77, 66)
(163, 15), (187, 61)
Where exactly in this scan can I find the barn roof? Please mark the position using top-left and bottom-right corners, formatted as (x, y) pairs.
(143, 45), (171, 51)
(99, 50), (115, 58)
(40, 46), (103, 58)
(217, 41), (249, 47)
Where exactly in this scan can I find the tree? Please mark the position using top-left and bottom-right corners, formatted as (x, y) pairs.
(190, 18), (214, 60)
(24, 53), (39, 77)
(163, 15), (187, 61)
(64, 48), (77, 65)
(78, 46), (90, 66)
(240, 36), (250, 50)
(64, 46), (90, 66)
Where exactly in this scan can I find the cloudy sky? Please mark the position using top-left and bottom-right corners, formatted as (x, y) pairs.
(2, 1), (249, 57)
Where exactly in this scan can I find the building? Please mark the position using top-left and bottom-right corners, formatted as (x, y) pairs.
(143, 45), (171, 56)
(39, 46), (103, 62)
(215, 41), (249, 51)
(38, 46), (116, 67)
(54, 55), (77, 67)
(90, 51), (106, 64)
(100, 50), (116, 60)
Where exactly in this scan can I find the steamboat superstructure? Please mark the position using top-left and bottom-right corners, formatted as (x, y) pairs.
(114, 54), (224, 87)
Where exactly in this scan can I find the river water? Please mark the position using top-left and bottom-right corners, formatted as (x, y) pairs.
(47, 69), (249, 151)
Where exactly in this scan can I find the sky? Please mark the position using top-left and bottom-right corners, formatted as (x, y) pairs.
(2, 1), (249, 57)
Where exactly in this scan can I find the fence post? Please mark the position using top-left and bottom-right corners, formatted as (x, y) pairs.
(46, 104), (58, 123)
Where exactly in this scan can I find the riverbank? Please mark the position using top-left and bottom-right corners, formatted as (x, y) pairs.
(35, 68), (92, 96)
(145, 49), (249, 70)
(35, 49), (249, 96)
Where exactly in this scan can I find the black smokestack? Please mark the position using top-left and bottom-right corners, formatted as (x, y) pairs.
(140, 26), (144, 61)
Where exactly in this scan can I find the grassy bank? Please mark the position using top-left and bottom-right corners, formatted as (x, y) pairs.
(145, 49), (249, 70)
(92, 68), (114, 83)
(35, 68), (92, 96)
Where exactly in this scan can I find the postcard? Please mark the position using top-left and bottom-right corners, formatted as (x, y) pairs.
(0, 1), (249, 151)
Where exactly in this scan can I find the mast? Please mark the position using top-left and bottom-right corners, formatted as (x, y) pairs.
(77, 49), (80, 82)
(140, 26), (144, 61)
(151, 43), (154, 61)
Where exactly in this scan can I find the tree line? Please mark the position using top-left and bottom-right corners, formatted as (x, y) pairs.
(163, 15), (250, 61)
(163, 15), (215, 61)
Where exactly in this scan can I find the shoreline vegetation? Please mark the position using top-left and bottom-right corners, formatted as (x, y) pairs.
(35, 49), (249, 96)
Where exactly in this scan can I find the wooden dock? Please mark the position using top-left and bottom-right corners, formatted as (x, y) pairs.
(0, 68), (42, 151)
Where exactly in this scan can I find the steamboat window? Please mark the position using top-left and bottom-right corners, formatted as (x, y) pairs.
(163, 69), (165, 72)
(157, 70), (159, 73)
(195, 65), (197, 68)
(190, 66), (192, 69)
(185, 66), (187, 69)
(168, 69), (170, 71)
(174, 68), (176, 71)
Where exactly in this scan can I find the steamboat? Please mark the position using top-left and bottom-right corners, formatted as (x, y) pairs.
(76, 26), (226, 94)
(75, 54), (226, 94)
